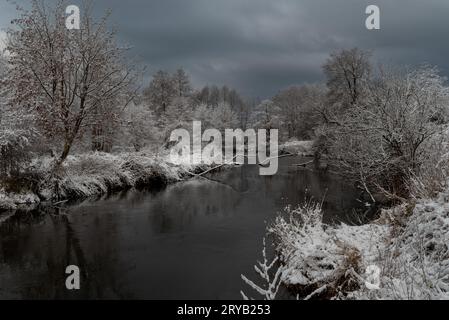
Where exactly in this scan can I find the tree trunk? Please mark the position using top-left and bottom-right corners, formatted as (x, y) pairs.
(58, 141), (72, 166)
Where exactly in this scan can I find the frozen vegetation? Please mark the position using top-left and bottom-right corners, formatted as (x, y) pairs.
(242, 150), (449, 300)
(242, 186), (449, 299)
(0, 151), (213, 211)
(279, 140), (314, 156)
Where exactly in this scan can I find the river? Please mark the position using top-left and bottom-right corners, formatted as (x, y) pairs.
(0, 156), (366, 299)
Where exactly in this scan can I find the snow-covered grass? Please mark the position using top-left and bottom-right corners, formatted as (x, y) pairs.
(0, 150), (213, 211)
(241, 202), (389, 300)
(242, 185), (449, 300)
(280, 140), (314, 156)
(353, 190), (449, 299)
(0, 190), (40, 210)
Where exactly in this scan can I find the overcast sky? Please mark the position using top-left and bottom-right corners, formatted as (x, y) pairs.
(1, 0), (449, 97)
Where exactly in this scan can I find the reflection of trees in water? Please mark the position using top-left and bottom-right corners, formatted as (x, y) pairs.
(277, 169), (364, 224)
(145, 181), (241, 234)
(0, 208), (132, 299)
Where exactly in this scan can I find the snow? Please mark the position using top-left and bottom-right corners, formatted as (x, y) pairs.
(280, 140), (314, 156)
(268, 203), (388, 291)
(0, 150), (213, 211)
(351, 189), (449, 300)
(0, 189), (40, 211)
(244, 182), (449, 300)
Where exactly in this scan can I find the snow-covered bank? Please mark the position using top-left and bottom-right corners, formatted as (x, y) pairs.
(0, 151), (218, 211)
(353, 191), (449, 299)
(242, 186), (449, 300)
(279, 140), (314, 156)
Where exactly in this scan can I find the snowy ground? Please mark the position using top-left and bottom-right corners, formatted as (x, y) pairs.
(242, 186), (449, 300)
(0, 150), (216, 211)
(279, 140), (314, 156)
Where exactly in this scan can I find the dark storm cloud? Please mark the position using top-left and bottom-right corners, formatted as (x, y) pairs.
(1, 0), (449, 97)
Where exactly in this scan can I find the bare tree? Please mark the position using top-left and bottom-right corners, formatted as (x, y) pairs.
(173, 68), (192, 98)
(273, 84), (325, 140)
(322, 48), (371, 123)
(329, 65), (449, 198)
(5, 0), (138, 165)
(251, 100), (281, 134)
(144, 70), (176, 114)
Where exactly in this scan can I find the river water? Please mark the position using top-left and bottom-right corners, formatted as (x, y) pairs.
(0, 157), (365, 299)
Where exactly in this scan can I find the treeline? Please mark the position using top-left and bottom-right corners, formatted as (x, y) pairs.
(2, 0), (448, 203)
(140, 68), (252, 133)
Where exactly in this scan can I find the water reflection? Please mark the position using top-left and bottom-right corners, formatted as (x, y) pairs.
(0, 157), (364, 299)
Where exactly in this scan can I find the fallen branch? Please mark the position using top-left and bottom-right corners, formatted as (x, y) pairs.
(52, 199), (69, 206)
(292, 160), (314, 167)
(304, 284), (328, 300)
(259, 152), (296, 166)
(186, 155), (238, 178)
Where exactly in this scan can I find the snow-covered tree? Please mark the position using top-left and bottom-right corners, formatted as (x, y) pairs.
(121, 102), (159, 152)
(251, 100), (281, 132)
(208, 101), (239, 132)
(323, 48), (371, 109)
(209, 85), (220, 108)
(273, 84), (325, 140)
(329, 65), (449, 198)
(0, 52), (36, 178)
(5, 0), (138, 165)
(144, 70), (176, 114)
(173, 68), (192, 97)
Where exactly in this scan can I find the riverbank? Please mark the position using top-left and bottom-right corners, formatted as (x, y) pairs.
(0, 139), (316, 212)
(243, 183), (449, 300)
(0, 151), (221, 211)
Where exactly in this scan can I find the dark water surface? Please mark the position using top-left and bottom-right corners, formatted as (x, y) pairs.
(0, 157), (364, 299)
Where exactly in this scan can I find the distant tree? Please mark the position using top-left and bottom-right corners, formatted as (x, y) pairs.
(193, 101), (238, 132)
(322, 48), (371, 122)
(122, 102), (159, 152)
(5, 0), (138, 164)
(164, 96), (195, 128)
(198, 86), (210, 105)
(273, 85), (325, 140)
(228, 89), (241, 110)
(173, 68), (192, 97)
(209, 85), (220, 108)
(209, 101), (239, 131)
(220, 85), (230, 104)
(193, 103), (213, 127)
(251, 100), (281, 133)
(144, 70), (176, 114)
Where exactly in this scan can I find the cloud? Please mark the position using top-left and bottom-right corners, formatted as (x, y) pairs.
(1, 0), (449, 97)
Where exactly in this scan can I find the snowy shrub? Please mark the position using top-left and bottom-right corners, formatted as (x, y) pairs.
(408, 127), (449, 199)
(244, 202), (389, 300)
(0, 129), (32, 177)
(321, 50), (449, 200)
(241, 238), (284, 300)
(349, 189), (449, 300)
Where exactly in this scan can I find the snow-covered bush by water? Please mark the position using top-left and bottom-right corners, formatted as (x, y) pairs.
(242, 202), (389, 299)
(0, 150), (211, 210)
(243, 183), (449, 300)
